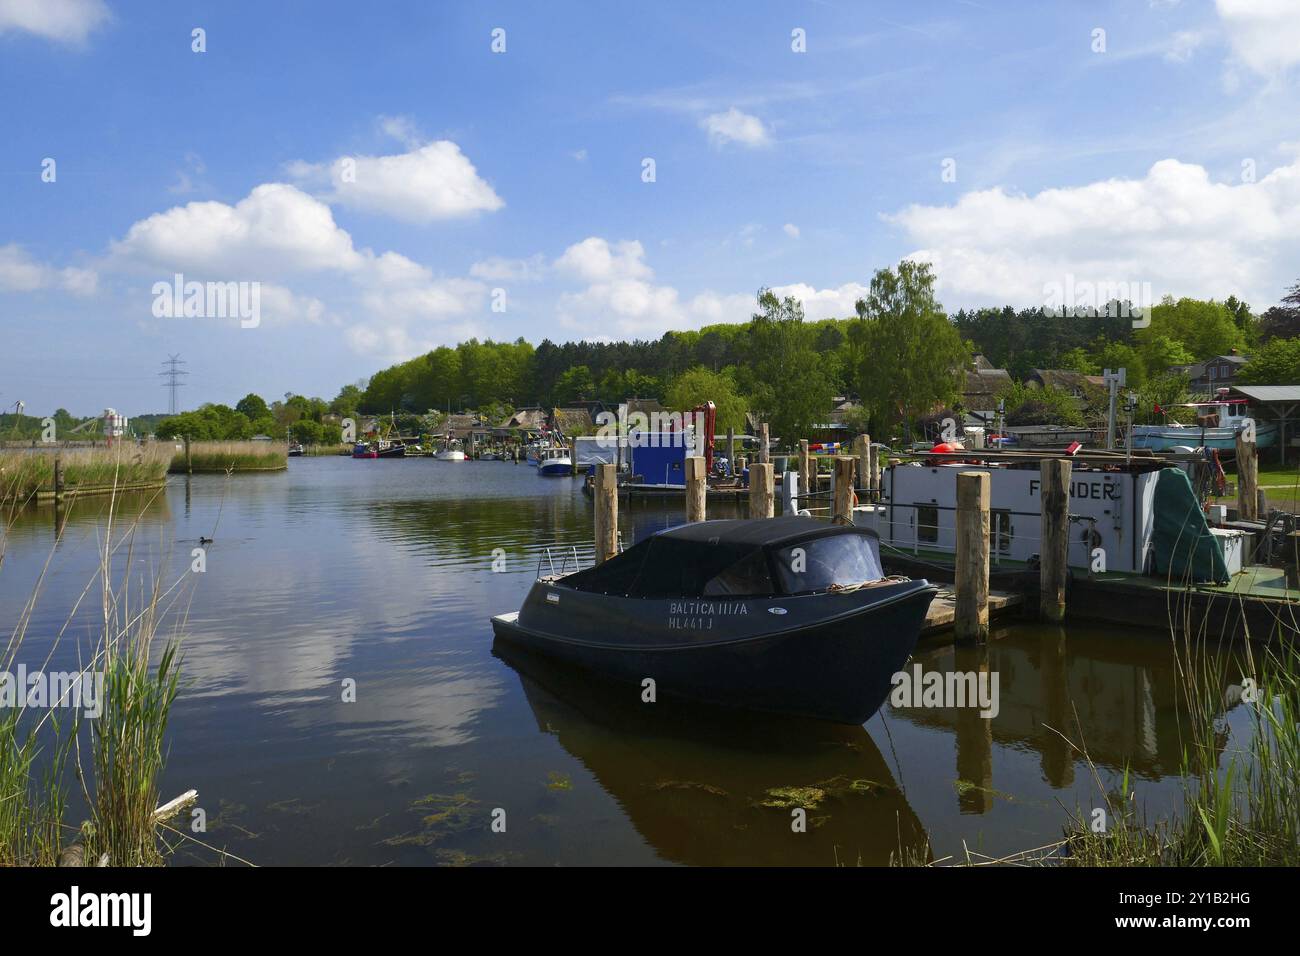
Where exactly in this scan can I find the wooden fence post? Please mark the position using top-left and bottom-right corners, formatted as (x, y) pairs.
(832, 456), (856, 525)
(594, 463), (618, 562)
(955, 471), (990, 642)
(685, 455), (707, 522)
(1039, 458), (1071, 623)
(1236, 433), (1258, 520)
(749, 462), (774, 518)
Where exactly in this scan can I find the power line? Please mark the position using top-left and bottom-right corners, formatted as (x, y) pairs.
(159, 354), (189, 415)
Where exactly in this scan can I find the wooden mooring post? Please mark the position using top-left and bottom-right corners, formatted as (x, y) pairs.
(749, 462), (774, 518)
(832, 456), (855, 525)
(797, 440), (812, 512)
(853, 434), (871, 499)
(685, 455), (707, 522)
(726, 427), (735, 476)
(594, 463), (618, 563)
(1039, 458), (1071, 623)
(53, 455), (63, 503)
(954, 471), (990, 642)
(1236, 432), (1258, 520)
(184, 436), (192, 474)
(759, 423), (770, 465)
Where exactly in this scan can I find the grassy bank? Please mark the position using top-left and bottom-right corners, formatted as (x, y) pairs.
(1, 499), (185, 866)
(0, 445), (170, 505)
(170, 440), (288, 473)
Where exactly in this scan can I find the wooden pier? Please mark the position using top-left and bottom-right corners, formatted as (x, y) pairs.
(922, 587), (1023, 637)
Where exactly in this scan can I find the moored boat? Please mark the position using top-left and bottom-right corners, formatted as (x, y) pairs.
(433, 436), (467, 461)
(1131, 396), (1276, 451)
(536, 445), (572, 476)
(490, 516), (938, 723)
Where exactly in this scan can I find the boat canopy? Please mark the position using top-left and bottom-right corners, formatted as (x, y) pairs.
(563, 516), (884, 598)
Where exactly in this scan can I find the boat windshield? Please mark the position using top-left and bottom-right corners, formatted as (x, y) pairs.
(771, 533), (884, 594)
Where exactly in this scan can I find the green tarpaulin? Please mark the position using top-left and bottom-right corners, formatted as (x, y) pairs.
(1150, 468), (1229, 584)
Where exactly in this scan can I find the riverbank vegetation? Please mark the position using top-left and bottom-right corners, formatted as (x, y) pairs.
(169, 440), (288, 473)
(0, 445), (170, 505)
(1, 498), (184, 866)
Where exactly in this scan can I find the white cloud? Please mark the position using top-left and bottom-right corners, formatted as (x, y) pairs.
(0, 243), (48, 292)
(111, 183), (364, 277)
(554, 237), (652, 283)
(768, 282), (870, 321)
(554, 236), (746, 338)
(783, 223), (801, 239)
(700, 108), (771, 148)
(59, 266), (97, 296)
(0, 0), (108, 45)
(885, 155), (1300, 309)
(0, 243), (97, 296)
(469, 254), (546, 282)
(1163, 30), (1205, 63)
(291, 140), (504, 223)
(108, 183), (486, 354)
(1215, 0), (1300, 75)
(377, 114), (422, 149)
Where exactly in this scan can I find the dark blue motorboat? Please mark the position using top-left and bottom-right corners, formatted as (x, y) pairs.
(490, 516), (938, 724)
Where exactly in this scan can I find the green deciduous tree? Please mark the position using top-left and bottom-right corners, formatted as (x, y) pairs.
(665, 365), (748, 434)
(744, 289), (836, 448)
(851, 261), (968, 439)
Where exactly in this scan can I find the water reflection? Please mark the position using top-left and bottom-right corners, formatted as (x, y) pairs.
(494, 641), (927, 866)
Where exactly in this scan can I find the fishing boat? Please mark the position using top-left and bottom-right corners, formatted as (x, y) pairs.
(351, 441), (377, 459)
(433, 436), (466, 461)
(525, 440), (549, 465)
(536, 445), (572, 476)
(1131, 396), (1276, 452)
(490, 516), (938, 723)
(288, 442), (304, 457)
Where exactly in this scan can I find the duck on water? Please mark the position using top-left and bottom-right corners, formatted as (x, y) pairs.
(491, 516), (938, 724)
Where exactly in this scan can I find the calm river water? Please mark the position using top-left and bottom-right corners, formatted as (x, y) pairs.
(0, 457), (1248, 865)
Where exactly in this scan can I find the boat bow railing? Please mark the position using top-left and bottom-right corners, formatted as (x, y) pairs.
(536, 532), (624, 579)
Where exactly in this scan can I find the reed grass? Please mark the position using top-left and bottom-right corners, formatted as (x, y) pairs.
(1, 484), (186, 866)
(0, 445), (169, 505)
(301, 443), (349, 457)
(169, 440), (287, 473)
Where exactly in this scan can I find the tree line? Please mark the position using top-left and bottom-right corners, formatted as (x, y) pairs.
(145, 268), (1300, 447)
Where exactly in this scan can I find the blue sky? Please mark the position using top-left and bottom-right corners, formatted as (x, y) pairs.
(2, 0), (1299, 416)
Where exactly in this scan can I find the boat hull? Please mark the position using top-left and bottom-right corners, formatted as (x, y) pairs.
(537, 459), (572, 476)
(1131, 423), (1276, 451)
(434, 450), (466, 461)
(492, 580), (937, 724)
